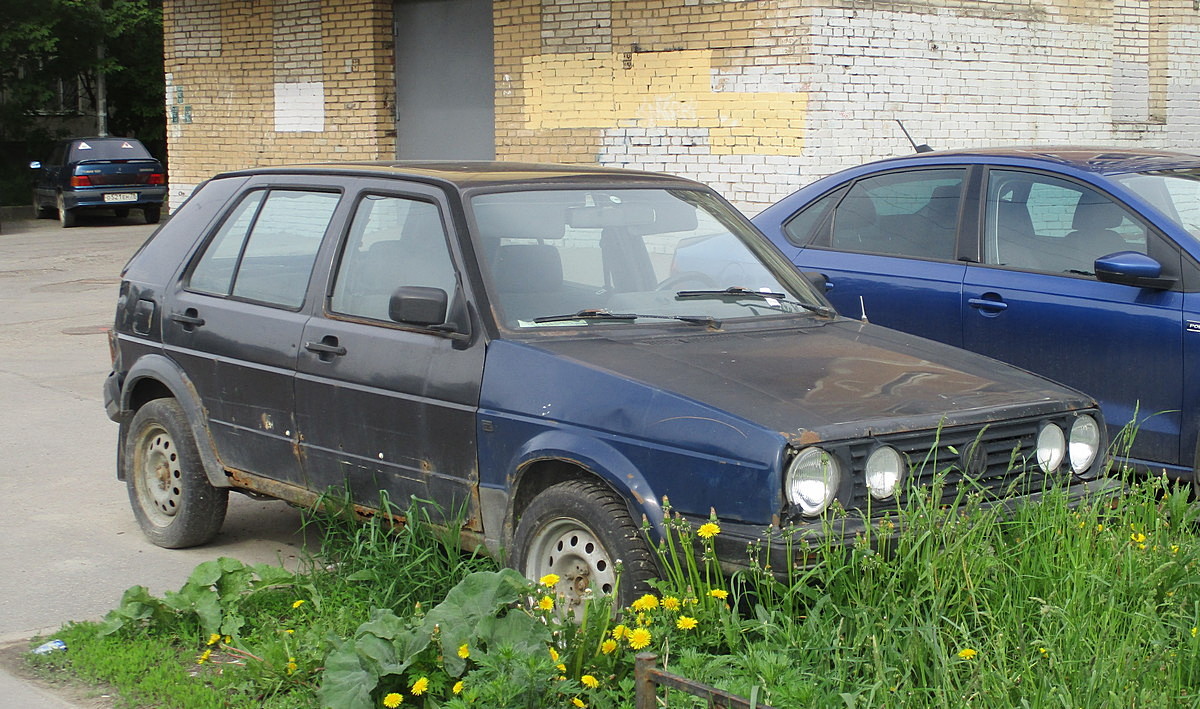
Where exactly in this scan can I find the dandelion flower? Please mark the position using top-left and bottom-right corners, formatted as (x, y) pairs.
(292, 599), (306, 609)
(539, 573), (560, 587)
(601, 639), (618, 654)
(285, 629), (295, 634)
(557, 663), (567, 673)
(286, 657), (297, 674)
(458, 644), (470, 659)
(549, 646), (560, 662)
(676, 616), (698, 630)
(662, 596), (681, 611)
(1037, 647), (1048, 658)
(611, 625), (629, 640)
(957, 648), (977, 660)
(572, 698), (586, 708)
(697, 522), (721, 539)
(1131, 532), (1147, 544)
(206, 633), (221, 646)
(383, 693), (403, 707)
(628, 627), (652, 650)
(196, 649), (212, 665)
(538, 595), (555, 611)
(708, 589), (729, 601)
(410, 677), (428, 696)
(452, 680), (464, 695)
(581, 674), (599, 689)
(631, 594), (659, 612)
(1171, 545), (1180, 554)
(1192, 627), (1198, 638)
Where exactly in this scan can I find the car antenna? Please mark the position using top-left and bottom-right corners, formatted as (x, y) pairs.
(896, 119), (933, 153)
(859, 295), (869, 324)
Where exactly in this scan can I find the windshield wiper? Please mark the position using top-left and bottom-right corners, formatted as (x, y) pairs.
(532, 308), (720, 327)
(675, 287), (836, 317)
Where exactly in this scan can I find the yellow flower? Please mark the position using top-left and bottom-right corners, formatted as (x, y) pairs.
(383, 693), (403, 708)
(1192, 627), (1198, 638)
(292, 599), (306, 609)
(572, 698), (586, 708)
(539, 573), (560, 587)
(628, 627), (652, 650)
(549, 646), (560, 662)
(538, 595), (555, 611)
(1171, 545), (1180, 554)
(452, 680), (464, 695)
(556, 663), (567, 673)
(611, 625), (629, 640)
(697, 522), (721, 539)
(676, 616), (698, 630)
(223, 635), (231, 643)
(458, 644), (470, 659)
(662, 596), (681, 611)
(285, 629), (295, 634)
(637, 612), (650, 626)
(410, 677), (428, 696)
(196, 648), (212, 665)
(1037, 647), (1048, 658)
(631, 594), (659, 612)
(581, 674), (599, 689)
(1131, 532), (1147, 544)
(286, 657), (297, 674)
(1096, 524), (1105, 532)
(601, 639), (618, 654)
(957, 648), (977, 660)
(708, 589), (728, 601)
(206, 633), (221, 646)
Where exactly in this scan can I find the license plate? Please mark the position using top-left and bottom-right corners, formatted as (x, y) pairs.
(104, 193), (137, 203)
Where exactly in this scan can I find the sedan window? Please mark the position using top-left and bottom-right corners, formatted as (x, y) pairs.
(984, 170), (1148, 274)
(823, 169), (965, 260)
(1113, 169), (1200, 240)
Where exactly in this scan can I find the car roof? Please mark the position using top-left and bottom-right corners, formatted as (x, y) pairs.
(877, 146), (1200, 176)
(216, 161), (703, 190)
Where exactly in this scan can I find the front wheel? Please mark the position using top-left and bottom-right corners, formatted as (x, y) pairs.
(512, 479), (657, 612)
(125, 399), (228, 548)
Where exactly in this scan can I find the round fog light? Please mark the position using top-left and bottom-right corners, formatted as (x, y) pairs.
(786, 447), (841, 517)
(865, 446), (904, 499)
(1036, 422), (1066, 473)
(1069, 415), (1101, 475)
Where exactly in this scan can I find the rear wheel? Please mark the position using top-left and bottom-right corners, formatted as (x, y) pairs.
(125, 399), (228, 548)
(144, 205), (161, 224)
(512, 479), (657, 612)
(57, 194), (76, 228)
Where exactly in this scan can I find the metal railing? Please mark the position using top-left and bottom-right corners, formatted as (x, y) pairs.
(634, 652), (776, 709)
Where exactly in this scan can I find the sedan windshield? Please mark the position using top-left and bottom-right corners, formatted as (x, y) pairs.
(1112, 168), (1200, 239)
(471, 188), (825, 329)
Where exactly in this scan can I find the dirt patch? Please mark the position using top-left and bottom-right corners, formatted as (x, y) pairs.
(0, 639), (117, 709)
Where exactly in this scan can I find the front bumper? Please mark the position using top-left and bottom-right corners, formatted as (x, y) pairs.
(701, 475), (1124, 577)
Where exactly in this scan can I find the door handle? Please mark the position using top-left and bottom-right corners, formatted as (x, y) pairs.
(169, 309), (205, 329)
(305, 338), (347, 358)
(968, 297), (1008, 312)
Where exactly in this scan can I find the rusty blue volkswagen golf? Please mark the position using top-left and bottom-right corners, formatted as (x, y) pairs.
(104, 162), (1115, 607)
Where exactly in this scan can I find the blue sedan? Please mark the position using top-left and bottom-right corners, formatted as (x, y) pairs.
(753, 147), (1200, 483)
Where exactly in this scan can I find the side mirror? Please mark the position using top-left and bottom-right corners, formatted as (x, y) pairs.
(802, 271), (830, 292)
(29, 161), (42, 170)
(388, 286), (450, 327)
(1094, 251), (1175, 290)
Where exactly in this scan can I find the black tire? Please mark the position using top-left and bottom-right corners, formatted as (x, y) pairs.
(125, 399), (228, 548)
(512, 479), (657, 612)
(144, 205), (161, 224)
(57, 195), (76, 228)
(114, 207), (130, 219)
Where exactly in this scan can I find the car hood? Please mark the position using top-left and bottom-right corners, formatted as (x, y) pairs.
(516, 319), (1091, 443)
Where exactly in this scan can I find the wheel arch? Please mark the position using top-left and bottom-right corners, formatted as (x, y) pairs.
(118, 354), (228, 489)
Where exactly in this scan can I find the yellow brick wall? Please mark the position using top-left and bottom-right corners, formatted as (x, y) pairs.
(163, 0), (395, 206)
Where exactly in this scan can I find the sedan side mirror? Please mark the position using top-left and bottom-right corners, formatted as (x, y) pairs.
(29, 161), (41, 170)
(389, 285), (450, 328)
(802, 271), (830, 292)
(1094, 251), (1175, 290)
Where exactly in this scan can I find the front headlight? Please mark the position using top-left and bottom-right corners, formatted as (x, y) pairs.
(1036, 422), (1066, 473)
(786, 446), (841, 516)
(1069, 415), (1101, 475)
(865, 446), (904, 499)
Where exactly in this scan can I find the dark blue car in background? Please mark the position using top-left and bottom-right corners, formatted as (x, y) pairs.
(31, 136), (166, 227)
(753, 147), (1200, 484)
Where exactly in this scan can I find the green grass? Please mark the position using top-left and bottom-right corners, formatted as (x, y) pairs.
(23, 476), (1200, 708)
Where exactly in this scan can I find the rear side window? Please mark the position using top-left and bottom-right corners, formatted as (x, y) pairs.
(824, 169), (965, 260)
(188, 189), (340, 308)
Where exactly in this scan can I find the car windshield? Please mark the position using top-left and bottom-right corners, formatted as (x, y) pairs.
(470, 188), (825, 329)
(1111, 168), (1200, 239)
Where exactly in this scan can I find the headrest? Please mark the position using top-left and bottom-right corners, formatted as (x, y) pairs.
(1072, 199), (1124, 231)
(493, 244), (563, 293)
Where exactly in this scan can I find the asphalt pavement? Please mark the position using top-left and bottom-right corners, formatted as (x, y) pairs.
(0, 211), (312, 707)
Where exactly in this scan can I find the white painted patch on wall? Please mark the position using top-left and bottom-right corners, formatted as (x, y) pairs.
(274, 82), (325, 132)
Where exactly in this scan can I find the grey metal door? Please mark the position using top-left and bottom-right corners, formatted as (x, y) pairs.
(394, 0), (495, 160)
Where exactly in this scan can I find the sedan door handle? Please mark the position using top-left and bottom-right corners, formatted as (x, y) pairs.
(169, 309), (205, 329)
(968, 297), (1008, 312)
(305, 338), (347, 359)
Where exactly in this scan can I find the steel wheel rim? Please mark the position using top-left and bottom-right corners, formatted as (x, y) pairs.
(526, 517), (617, 612)
(134, 424), (183, 525)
